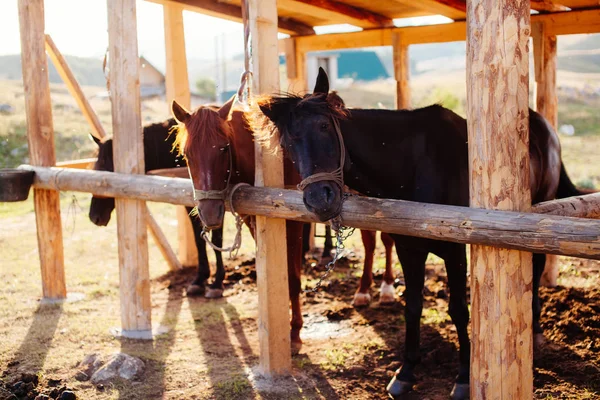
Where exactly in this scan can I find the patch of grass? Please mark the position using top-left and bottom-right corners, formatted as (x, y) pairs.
(213, 375), (252, 400)
(321, 348), (349, 370)
(422, 308), (450, 325)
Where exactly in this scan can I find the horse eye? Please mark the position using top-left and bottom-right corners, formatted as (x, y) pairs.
(320, 123), (329, 130)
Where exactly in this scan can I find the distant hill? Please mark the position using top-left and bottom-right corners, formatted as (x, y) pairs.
(0, 54), (106, 87)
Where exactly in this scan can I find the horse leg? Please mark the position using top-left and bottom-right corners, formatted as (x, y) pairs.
(352, 229), (376, 307)
(379, 232), (396, 304)
(533, 252), (546, 349)
(301, 223), (311, 256)
(322, 225), (334, 260)
(205, 227), (225, 299)
(387, 245), (427, 397)
(441, 244), (471, 400)
(186, 208), (210, 297)
(287, 220), (304, 355)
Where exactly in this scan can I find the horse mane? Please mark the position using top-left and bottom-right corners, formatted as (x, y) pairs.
(172, 106), (233, 158)
(248, 91), (348, 155)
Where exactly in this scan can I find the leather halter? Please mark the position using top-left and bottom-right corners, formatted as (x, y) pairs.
(191, 143), (233, 202)
(296, 117), (346, 191)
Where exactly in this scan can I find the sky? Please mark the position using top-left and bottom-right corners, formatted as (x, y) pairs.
(0, 0), (451, 72)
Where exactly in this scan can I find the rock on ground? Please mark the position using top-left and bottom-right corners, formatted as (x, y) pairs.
(90, 353), (144, 384)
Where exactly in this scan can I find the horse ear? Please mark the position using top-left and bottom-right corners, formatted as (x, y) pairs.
(172, 100), (191, 123)
(89, 133), (101, 146)
(218, 94), (236, 121)
(313, 67), (329, 95)
(259, 100), (288, 124)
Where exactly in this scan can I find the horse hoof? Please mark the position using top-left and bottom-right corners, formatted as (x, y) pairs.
(380, 281), (396, 304)
(352, 292), (371, 307)
(186, 284), (204, 297)
(386, 375), (414, 398)
(205, 287), (224, 299)
(534, 333), (546, 351)
(450, 383), (470, 400)
(291, 340), (303, 355)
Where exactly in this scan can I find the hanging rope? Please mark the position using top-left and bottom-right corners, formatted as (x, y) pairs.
(236, 0), (253, 107)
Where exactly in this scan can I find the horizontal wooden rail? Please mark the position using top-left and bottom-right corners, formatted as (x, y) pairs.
(19, 165), (600, 260)
(532, 192), (600, 219)
(55, 158), (97, 169)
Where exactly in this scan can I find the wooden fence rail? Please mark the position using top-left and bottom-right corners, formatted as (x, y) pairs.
(19, 165), (600, 260)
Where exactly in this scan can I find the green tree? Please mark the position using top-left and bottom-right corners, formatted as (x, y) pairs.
(195, 78), (217, 101)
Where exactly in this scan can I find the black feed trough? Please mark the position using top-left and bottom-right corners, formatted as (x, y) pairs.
(0, 168), (34, 202)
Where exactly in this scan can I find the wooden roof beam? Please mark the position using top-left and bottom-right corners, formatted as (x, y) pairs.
(146, 0), (315, 36)
(290, 0), (394, 28)
(392, 0), (465, 20)
(531, 1), (569, 12)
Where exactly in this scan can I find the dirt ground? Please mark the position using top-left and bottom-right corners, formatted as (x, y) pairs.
(1, 195), (599, 400)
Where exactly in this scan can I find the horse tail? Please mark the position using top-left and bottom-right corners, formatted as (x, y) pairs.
(556, 162), (595, 198)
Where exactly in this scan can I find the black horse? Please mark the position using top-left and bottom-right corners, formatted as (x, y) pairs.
(256, 68), (584, 399)
(88, 119), (227, 298)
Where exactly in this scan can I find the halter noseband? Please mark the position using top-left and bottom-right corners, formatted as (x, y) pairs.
(191, 143), (233, 202)
(296, 117), (346, 191)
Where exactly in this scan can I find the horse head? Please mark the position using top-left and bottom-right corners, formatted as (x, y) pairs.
(257, 68), (349, 222)
(172, 96), (235, 229)
(89, 135), (115, 226)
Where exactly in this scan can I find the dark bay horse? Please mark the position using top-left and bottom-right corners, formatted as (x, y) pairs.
(255, 68), (584, 399)
(88, 119), (226, 298)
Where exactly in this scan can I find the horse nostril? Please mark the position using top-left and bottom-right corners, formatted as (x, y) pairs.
(324, 185), (334, 205)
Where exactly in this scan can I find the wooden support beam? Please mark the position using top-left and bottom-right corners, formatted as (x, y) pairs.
(107, 0), (152, 338)
(282, 37), (307, 93)
(147, 205), (183, 271)
(55, 158), (97, 169)
(23, 166), (600, 260)
(146, 0), (315, 36)
(18, 0), (66, 301)
(163, 2), (197, 268)
(288, 0), (394, 28)
(533, 20), (560, 287)
(44, 34), (107, 140)
(249, 0), (292, 375)
(531, 1), (569, 12)
(467, 0), (533, 398)
(291, 9), (600, 53)
(392, 32), (410, 109)
(391, 0), (465, 20)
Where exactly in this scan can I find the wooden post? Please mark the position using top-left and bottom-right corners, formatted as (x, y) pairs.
(249, 0), (292, 375)
(18, 0), (66, 300)
(107, 0), (152, 338)
(163, 2), (198, 267)
(467, 1), (533, 398)
(44, 34), (107, 140)
(392, 32), (410, 109)
(533, 21), (560, 287)
(284, 37), (307, 93)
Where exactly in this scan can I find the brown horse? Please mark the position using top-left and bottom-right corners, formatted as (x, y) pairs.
(255, 67), (585, 399)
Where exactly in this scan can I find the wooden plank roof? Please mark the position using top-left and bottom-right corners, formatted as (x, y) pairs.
(147, 0), (600, 35)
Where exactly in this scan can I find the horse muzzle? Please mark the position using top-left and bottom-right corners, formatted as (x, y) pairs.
(197, 199), (225, 229)
(302, 181), (342, 222)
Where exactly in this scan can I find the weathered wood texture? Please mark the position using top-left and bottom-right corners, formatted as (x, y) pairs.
(163, 2), (197, 267)
(146, 205), (182, 271)
(107, 0), (151, 334)
(532, 192), (600, 218)
(23, 167), (600, 260)
(292, 9), (600, 53)
(18, 0), (66, 300)
(392, 32), (410, 109)
(467, 0), (533, 398)
(533, 20), (560, 287)
(249, 0), (292, 375)
(44, 34), (107, 140)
